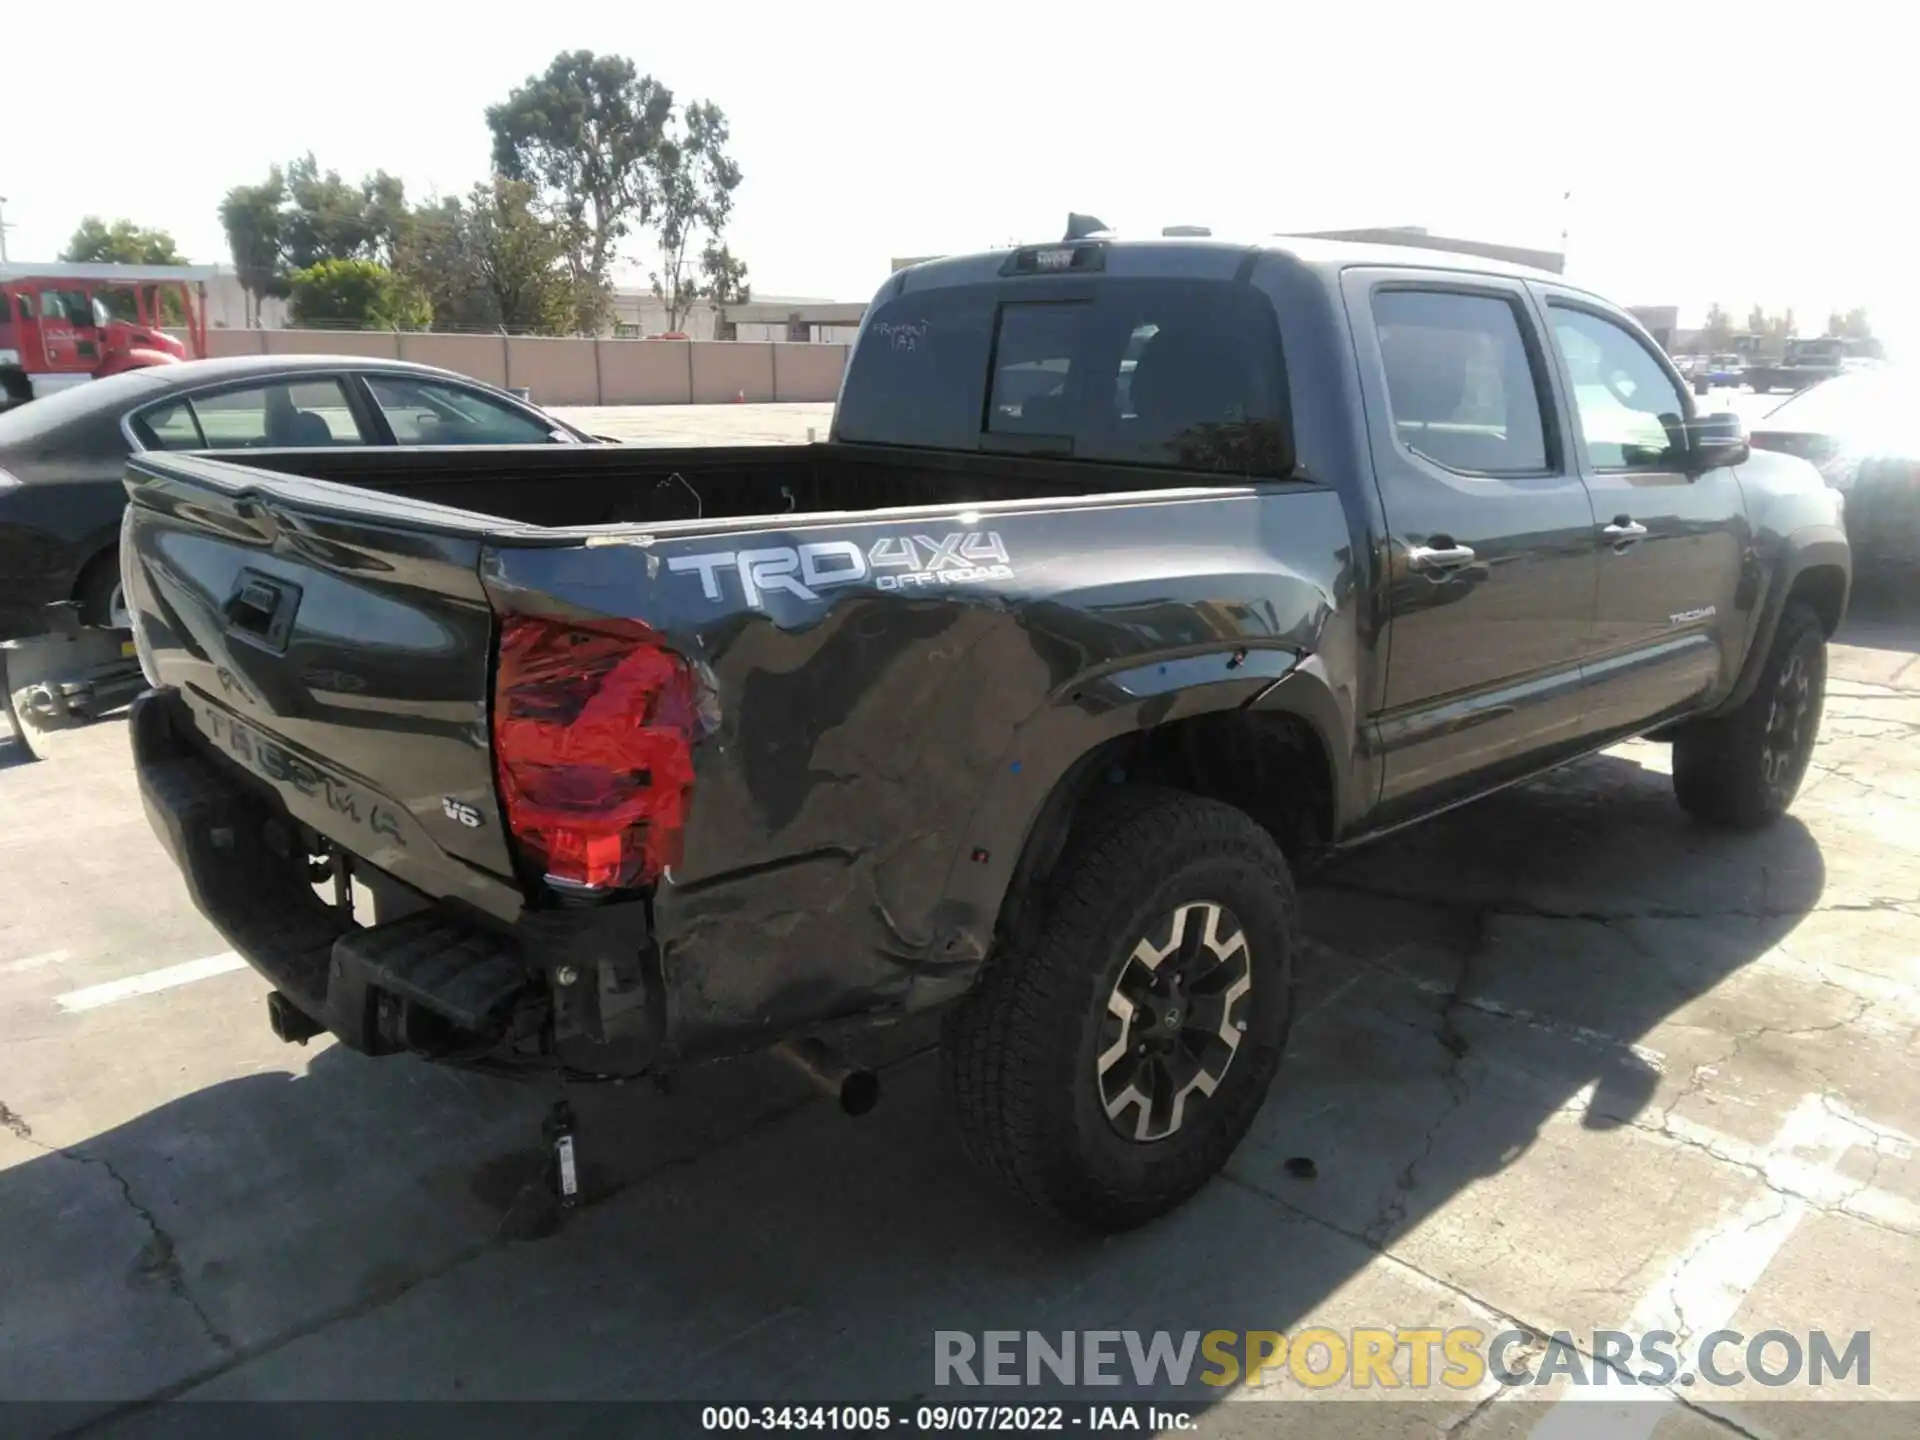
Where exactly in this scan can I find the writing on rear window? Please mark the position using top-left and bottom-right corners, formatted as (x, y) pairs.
(873, 319), (928, 354)
(668, 531), (1014, 608)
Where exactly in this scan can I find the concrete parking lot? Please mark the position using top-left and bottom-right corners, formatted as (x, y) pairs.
(4, 398), (1916, 1438)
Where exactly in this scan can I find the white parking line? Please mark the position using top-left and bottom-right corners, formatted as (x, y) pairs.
(1, 948), (70, 975)
(1526, 1093), (1890, 1438)
(53, 952), (247, 1013)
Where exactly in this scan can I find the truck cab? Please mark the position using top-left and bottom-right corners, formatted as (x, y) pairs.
(0, 265), (207, 409)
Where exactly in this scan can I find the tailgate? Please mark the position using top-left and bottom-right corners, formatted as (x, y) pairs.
(122, 452), (524, 918)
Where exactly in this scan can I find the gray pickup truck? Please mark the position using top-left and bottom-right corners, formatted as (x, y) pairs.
(120, 232), (1849, 1230)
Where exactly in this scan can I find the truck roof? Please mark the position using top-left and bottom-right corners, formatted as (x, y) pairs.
(890, 234), (1582, 296)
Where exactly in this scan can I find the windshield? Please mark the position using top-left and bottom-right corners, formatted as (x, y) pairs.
(1762, 369), (1906, 438)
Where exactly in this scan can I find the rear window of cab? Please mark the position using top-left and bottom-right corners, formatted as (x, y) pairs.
(835, 276), (1291, 477)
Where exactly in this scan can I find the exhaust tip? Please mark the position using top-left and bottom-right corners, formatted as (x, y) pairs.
(840, 1070), (881, 1117)
(774, 1037), (881, 1117)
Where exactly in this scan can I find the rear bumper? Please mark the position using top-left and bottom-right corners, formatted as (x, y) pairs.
(130, 688), (664, 1076)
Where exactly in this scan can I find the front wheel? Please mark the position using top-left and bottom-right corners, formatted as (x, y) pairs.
(1671, 602), (1827, 828)
(942, 788), (1297, 1230)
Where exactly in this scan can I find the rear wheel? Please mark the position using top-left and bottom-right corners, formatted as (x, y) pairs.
(76, 552), (130, 631)
(942, 788), (1297, 1230)
(1672, 602), (1826, 828)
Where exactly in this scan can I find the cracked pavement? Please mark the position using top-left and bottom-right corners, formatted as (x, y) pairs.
(5, 466), (1920, 1436)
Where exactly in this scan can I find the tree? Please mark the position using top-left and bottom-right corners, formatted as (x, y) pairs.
(394, 196), (493, 332)
(1745, 305), (1797, 347)
(465, 178), (578, 333)
(219, 169), (289, 327)
(389, 182), (580, 334)
(487, 50), (674, 325)
(1825, 306), (1873, 341)
(59, 217), (191, 322)
(287, 258), (431, 330)
(1698, 302), (1733, 353)
(282, 153), (406, 270)
(61, 217), (185, 266)
(700, 241), (751, 305)
(648, 100), (744, 331)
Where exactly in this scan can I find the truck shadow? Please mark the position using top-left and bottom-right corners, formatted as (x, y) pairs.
(1837, 577), (1920, 656)
(0, 747), (1828, 1425)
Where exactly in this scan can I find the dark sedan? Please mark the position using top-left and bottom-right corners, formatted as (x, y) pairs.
(1749, 368), (1916, 571)
(0, 355), (596, 640)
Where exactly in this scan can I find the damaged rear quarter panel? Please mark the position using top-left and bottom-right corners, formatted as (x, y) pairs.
(482, 484), (1351, 1058)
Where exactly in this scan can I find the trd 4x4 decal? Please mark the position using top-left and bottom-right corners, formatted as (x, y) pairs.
(668, 532), (1013, 607)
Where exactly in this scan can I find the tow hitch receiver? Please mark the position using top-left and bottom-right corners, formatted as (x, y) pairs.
(266, 990), (325, 1045)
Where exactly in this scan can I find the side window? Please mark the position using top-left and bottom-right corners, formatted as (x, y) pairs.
(1371, 290), (1549, 474)
(184, 379), (368, 449)
(1548, 307), (1686, 469)
(131, 399), (207, 451)
(366, 377), (554, 445)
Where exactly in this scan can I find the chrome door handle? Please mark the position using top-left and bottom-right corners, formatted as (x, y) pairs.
(1602, 519), (1649, 545)
(1407, 542), (1477, 572)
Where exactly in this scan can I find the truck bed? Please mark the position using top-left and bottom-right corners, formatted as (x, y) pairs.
(218, 440), (1170, 530)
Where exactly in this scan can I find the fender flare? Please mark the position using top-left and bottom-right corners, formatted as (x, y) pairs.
(1709, 530), (1849, 719)
(905, 646), (1350, 1006)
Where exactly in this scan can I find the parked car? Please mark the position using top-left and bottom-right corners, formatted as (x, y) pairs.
(0, 355), (596, 642)
(1691, 353), (1745, 395)
(1747, 337), (1851, 395)
(122, 232), (1847, 1231)
(1750, 367), (1916, 570)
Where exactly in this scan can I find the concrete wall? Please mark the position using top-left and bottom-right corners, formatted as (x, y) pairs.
(174, 330), (849, 405)
(397, 333), (509, 388)
(691, 341), (776, 404)
(597, 339), (694, 405)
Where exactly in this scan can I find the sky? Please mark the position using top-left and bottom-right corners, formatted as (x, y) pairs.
(5, 0), (1909, 348)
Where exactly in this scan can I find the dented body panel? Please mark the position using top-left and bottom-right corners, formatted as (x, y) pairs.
(480, 486), (1351, 1052)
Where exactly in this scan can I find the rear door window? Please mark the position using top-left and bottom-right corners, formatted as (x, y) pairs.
(1371, 289), (1550, 474)
(131, 399), (207, 451)
(838, 277), (1290, 476)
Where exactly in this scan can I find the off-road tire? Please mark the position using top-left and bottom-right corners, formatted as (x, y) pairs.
(1672, 602), (1827, 829)
(942, 787), (1297, 1231)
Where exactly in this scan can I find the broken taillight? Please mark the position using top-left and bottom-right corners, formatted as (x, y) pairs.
(492, 614), (717, 894)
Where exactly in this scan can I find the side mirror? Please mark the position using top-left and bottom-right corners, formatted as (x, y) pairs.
(1686, 411), (1749, 472)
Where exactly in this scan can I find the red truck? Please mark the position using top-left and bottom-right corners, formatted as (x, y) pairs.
(0, 263), (211, 410)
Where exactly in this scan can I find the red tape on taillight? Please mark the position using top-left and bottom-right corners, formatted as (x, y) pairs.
(493, 614), (715, 893)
